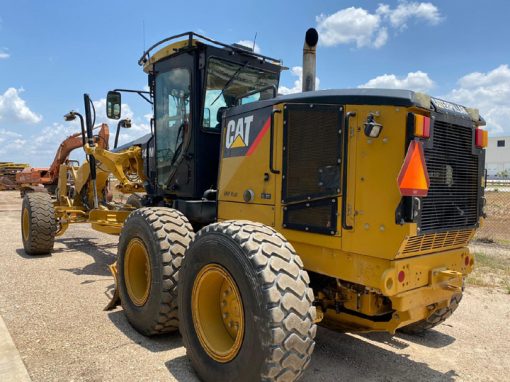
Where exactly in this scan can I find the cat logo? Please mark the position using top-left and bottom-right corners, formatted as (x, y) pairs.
(225, 115), (254, 149)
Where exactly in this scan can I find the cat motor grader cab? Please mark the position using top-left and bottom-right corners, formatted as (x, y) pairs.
(21, 29), (487, 381)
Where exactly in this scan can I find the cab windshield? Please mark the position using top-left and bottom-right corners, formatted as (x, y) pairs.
(203, 57), (279, 130)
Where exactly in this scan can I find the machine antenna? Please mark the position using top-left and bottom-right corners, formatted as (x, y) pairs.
(142, 20), (146, 52)
(252, 32), (257, 52)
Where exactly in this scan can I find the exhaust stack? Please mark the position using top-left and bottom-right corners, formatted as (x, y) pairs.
(302, 28), (319, 92)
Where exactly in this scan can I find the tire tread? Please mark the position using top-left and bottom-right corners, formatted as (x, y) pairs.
(119, 207), (193, 335)
(399, 293), (463, 335)
(22, 193), (56, 255)
(191, 220), (316, 381)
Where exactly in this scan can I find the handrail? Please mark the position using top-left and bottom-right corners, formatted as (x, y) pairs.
(138, 31), (283, 67)
(270, 109), (282, 174)
(341, 112), (356, 230)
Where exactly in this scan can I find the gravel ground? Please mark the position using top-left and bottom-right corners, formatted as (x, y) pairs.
(0, 190), (509, 382)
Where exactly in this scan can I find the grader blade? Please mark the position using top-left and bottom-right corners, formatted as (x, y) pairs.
(104, 262), (121, 311)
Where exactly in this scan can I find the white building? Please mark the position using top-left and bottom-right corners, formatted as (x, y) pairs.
(486, 136), (510, 178)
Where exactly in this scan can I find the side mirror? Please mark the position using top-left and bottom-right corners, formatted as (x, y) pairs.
(106, 91), (121, 120)
(217, 106), (227, 124)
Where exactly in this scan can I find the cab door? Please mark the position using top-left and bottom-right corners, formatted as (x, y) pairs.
(153, 54), (194, 193)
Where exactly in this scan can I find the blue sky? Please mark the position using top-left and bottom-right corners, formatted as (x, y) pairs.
(1, 0), (510, 166)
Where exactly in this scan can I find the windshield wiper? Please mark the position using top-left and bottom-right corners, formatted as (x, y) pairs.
(210, 61), (249, 106)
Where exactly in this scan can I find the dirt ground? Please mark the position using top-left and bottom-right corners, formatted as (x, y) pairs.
(0, 190), (509, 382)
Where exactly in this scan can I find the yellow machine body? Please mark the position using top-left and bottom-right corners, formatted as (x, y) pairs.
(53, 134), (145, 237)
(52, 36), (484, 334)
(217, 102), (478, 332)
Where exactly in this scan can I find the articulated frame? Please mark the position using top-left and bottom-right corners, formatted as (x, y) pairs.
(54, 141), (146, 237)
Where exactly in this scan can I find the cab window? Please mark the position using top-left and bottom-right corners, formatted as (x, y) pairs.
(155, 67), (191, 188)
(202, 58), (278, 130)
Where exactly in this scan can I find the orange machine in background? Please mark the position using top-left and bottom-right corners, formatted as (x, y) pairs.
(16, 124), (109, 196)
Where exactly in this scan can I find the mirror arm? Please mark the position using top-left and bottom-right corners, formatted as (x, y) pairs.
(113, 88), (153, 104)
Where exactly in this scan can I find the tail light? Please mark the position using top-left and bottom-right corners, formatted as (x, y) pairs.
(397, 140), (430, 197)
(414, 114), (431, 138)
(475, 128), (488, 148)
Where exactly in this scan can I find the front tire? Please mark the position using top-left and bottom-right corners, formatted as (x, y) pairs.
(117, 207), (194, 336)
(21, 193), (56, 255)
(179, 221), (316, 382)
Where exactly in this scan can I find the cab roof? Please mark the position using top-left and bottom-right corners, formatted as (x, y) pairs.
(139, 31), (284, 73)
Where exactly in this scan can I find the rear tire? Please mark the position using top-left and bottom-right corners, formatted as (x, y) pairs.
(399, 293), (463, 335)
(117, 207), (194, 336)
(21, 193), (56, 255)
(179, 221), (316, 382)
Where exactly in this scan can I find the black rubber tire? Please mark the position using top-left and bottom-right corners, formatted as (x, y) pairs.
(21, 193), (56, 255)
(126, 194), (143, 209)
(179, 221), (317, 382)
(399, 293), (463, 335)
(117, 207), (194, 336)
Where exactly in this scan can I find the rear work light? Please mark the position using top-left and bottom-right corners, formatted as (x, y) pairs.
(414, 114), (431, 138)
(397, 140), (430, 197)
(475, 128), (488, 148)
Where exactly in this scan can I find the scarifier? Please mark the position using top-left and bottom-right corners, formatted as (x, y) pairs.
(20, 29), (487, 381)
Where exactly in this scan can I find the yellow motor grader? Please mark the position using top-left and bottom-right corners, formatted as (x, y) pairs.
(21, 29), (487, 381)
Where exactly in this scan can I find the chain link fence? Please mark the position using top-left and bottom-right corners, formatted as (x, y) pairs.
(475, 180), (510, 246)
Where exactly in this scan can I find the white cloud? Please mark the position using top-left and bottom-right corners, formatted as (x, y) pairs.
(316, 2), (442, 48)
(358, 64), (510, 135)
(359, 70), (435, 92)
(0, 87), (42, 124)
(0, 48), (9, 60)
(316, 7), (382, 48)
(446, 65), (510, 135)
(0, 129), (25, 156)
(236, 40), (261, 54)
(279, 66), (321, 95)
(28, 122), (81, 157)
(373, 27), (388, 49)
(377, 1), (442, 29)
(0, 98), (151, 165)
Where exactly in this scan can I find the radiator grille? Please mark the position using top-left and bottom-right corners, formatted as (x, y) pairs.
(420, 119), (480, 232)
(283, 104), (341, 203)
(401, 229), (474, 255)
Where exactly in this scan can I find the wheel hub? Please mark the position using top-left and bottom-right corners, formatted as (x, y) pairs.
(22, 208), (29, 242)
(192, 264), (244, 363)
(124, 238), (151, 306)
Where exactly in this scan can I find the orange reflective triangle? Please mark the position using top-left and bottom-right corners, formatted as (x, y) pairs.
(397, 140), (430, 196)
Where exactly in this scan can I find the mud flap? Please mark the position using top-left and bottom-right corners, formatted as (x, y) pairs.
(104, 262), (121, 311)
